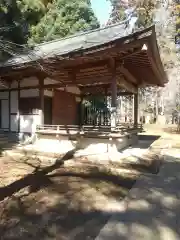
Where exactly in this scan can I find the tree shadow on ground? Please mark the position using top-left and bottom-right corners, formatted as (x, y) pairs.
(0, 137), (157, 202)
(0, 155), (180, 240)
(1, 137), (177, 240)
(0, 149), (76, 202)
(0, 148), (137, 240)
(96, 154), (180, 240)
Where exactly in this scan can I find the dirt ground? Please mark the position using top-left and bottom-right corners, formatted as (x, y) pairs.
(0, 135), (162, 240)
(0, 150), (140, 240)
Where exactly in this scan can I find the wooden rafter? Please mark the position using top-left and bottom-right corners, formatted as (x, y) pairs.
(146, 47), (163, 86)
(117, 75), (137, 93)
(119, 66), (138, 85)
(81, 85), (134, 96)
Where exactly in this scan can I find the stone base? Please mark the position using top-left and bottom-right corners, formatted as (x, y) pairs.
(19, 132), (139, 157)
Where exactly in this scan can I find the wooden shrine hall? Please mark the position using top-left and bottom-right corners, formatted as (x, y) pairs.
(0, 23), (167, 154)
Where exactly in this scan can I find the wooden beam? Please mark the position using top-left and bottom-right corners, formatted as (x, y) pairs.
(0, 83), (72, 91)
(8, 83), (11, 132)
(108, 57), (138, 94)
(0, 77), (111, 92)
(17, 80), (20, 133)
(42, 48), (143, 77)
(117, 75), (137, 94)
(0, 77), (137, 93)
(119, 66), (138, 85)
(81, 85), (134, 96)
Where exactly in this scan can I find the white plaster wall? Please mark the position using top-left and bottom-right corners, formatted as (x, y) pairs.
(10, 91), (18, 113)
(66, 86), (81, 95)
(9, 89), (41, 133)
(20, 115), (41, 133)
(44, 90), (53, 97)
(11, 115), (18, 132)
(0, 92), (8, 99)
(0, 83), (53, 132)
(20, 89), (39, 98)
(44, 77), (58, 85)
(20, 76), (58, 88)
(20, 77), (38, 87)
(20, 89), (53, 98)
(1, 100), (9, 129)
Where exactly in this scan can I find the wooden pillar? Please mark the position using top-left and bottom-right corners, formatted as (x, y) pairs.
(39, 78), (44, 125)
(8, 83), (11, 132)
(80, 96), (84, 128)
(104, 87), (108, 125)
(134, 92), (138, 128)
(17, 80), (20, 133)
(110, 59), (117, 131)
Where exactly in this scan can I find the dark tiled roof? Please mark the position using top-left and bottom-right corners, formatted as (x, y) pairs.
(2, 22), (133, 67)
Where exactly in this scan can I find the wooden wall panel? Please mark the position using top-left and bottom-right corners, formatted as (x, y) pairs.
(52, 90), (78, 125)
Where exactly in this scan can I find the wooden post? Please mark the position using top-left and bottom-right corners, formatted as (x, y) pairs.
(39, 78), (44, 125)
(109, 58), (117, 131)
(134, 92), (138, 128)
(104, 86), (108, 125)
(17, 80), (20, 133)
(80, 96), (84, 128)
(8, 83), (11, 132)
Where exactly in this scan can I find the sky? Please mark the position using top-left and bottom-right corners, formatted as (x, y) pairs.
(91, 0), (112, 25)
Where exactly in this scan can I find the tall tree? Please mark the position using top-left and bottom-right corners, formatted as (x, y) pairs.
(108, 0), (157, 28)
(17, 0), (49, 27)
(28, 0), (100, 44)
(0, 0), (49, 60)
(108, 0), (178, 124)
(108, 0), (127, 24)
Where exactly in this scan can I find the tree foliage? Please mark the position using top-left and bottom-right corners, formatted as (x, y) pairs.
(0, 0), (26, 60)
(109, 0), (157, 28)
(0, 1), (24, 44)
(17, 0), (48, 26)
(28, 0), (100, 44)
(108, 0), (179, 123)
(0, 0), (99, 60)
(0, 0), (50, 60)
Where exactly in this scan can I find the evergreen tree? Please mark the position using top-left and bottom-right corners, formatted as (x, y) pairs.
(28, 0), (100, 44)
(0, 0), (48, 60)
